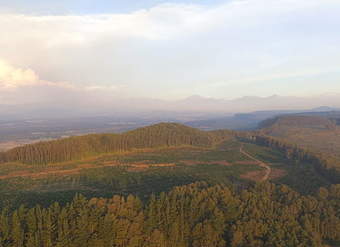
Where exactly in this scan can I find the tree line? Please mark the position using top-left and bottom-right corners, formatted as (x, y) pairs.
(0, 182), (339, 247)
(238, 133), (340, 184)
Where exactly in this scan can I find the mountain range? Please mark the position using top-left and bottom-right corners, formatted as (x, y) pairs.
(2, 94), (340, 120)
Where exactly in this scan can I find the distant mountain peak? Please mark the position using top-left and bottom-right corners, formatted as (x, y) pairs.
(182, 95), (213, 102)
(311, 106), (337, 112)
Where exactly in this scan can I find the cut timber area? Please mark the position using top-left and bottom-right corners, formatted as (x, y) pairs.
(239, 145), (271, 182)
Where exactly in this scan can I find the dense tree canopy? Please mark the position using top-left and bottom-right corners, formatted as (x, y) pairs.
(0, 125), (339, 246)
(0, 123), (232, 165)
(0, 182), (339, 247)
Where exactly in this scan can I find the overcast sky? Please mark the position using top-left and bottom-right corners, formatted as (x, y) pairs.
(0, 0), (340, 104)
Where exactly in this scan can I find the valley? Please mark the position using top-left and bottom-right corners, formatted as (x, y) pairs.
(2, 2), (340, 245)
(0, 122), (338, 246)
(0, 123), (335, 208)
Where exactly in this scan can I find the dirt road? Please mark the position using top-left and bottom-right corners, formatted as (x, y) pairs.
(239, 146), (271, 182)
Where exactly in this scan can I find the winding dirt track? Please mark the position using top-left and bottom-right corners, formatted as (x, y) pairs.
(239, 146), (271, 182)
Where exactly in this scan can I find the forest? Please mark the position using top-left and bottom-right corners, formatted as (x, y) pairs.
(3, 0), (340, 245)
(0, 182), (339, 247)
(0, 123), (232, 165)
(0, 123), (339, 246)
(240, 133), (340, 184)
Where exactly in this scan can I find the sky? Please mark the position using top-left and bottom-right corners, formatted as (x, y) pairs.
(0, 0), (340, 106)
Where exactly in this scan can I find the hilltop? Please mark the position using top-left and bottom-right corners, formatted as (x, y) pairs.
(259, 115), (337, 133)
(259, 114), (340, 169)
(0, 123), (232, 165)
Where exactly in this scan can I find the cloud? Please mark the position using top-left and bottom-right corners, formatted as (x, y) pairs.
(0, 59), (83, 91)
(0, 59), (40, 88)
(0, 59), (126, 105)
(0, 0), (339, 101)
(0, 60), (339, 116)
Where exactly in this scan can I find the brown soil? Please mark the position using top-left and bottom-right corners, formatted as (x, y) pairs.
(239, 146), (271, 182)
(0, 161), (176, 179)
(268, 168), (287, 180)
(0, 168), (80, 179)
(241, 168), (286, 182)
(127, 163), (176, 172)
(182, 160), (231, 166)
(235, 161), (259, 165)
(240, 170), (266, 182)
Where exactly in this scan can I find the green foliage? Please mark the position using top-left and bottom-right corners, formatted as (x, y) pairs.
(240, 134), (340, 184)
(0, 124), (339, 246)
(0, 182), (339, 246)
(0, 123), (232, 165)
(259, 115), (340, 169)
(0, 162), (257, 209)
(0, 135), (338, 208)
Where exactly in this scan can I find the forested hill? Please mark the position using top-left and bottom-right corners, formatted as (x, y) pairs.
(0, 123), (232, 165)
(1, 182), (340, 246)
(255, 115), (340, 170)
(259, 115), (337, 132)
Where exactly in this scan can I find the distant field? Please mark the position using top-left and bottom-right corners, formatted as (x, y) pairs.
(0, 139), (49, 151)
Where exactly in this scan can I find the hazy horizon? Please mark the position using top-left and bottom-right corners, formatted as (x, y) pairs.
(1, 0), (340, 109)
(1, 93), (340, 121)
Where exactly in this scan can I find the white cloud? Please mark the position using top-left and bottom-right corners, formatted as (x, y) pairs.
(0, 58), (130, 106)
(0, 0), (339, 101)
(0, 59), (40, 88)
(0, 59), (78, 91)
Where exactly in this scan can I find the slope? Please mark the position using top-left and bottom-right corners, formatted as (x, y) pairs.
(259, 115), (340, 169)
(0, 123), (232, 165)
